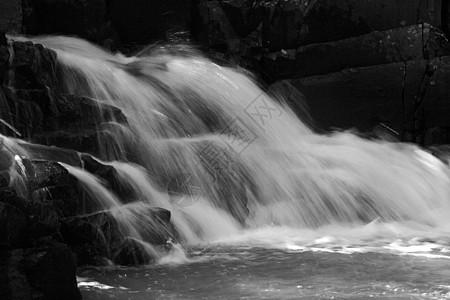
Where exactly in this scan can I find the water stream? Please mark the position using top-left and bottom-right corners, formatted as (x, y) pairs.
(5, 35), (450, 299)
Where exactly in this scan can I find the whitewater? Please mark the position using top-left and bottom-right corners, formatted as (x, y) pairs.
(5, 34), (450, 299)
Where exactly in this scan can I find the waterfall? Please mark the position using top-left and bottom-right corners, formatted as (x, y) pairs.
(6, 35), (450, 250)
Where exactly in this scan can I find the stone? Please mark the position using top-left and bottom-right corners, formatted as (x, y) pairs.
(422, 56), (450, 128)
(289, 24), (450, 78)
(24, 243), (81, 300)
(8, 41), (58, 89)
(0, 202), (27, 248)
(291, 59), (430, 139)
(303, 0), (442, 44)
(80, 154), (135, 201)
(61, 205), (173, 265)
(0, 249), (33, 300)
(31, 0), (109, 43)
(44, 93), (127, 132)
(19, 143), (83, 168)
(109, 0), (191, 44)
(0, 0), (22, 34)
(0, 245), (81, 300)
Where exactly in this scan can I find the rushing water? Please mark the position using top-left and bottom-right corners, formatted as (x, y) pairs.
(5, 35), (450, 299)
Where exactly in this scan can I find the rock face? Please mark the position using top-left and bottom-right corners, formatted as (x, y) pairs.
(109, 0), (191, 44)
(0, 244), (82, 300)
(22, 0), (116, 46)
(0, 0), (22, 34)
(271, 24), (450, 79)
(1, 38), (130, 159)
(0, 34), (176, 299)
(62, 205), (173, 266)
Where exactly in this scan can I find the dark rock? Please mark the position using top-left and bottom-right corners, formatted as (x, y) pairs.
(80, 153), (135, 201)
(0, 187), (28, 214)
(1, 87), (47, 138)
(0, 44), (9, 85)
(24, 243), (81, 300)
(32, 126), (127, 160)
(303, 0), (442, 44)
(422, 57), (450, 129)
(291, 59), (430, 138)
(111, 238), (154, 266)
(19, 143), (82, 168)
(0, 245), (81, 300)
(0, 249), (33, 300)
(0, 171), (9, 187)
(0, 0), (22, 34)
(44, 93), (127, 132)
(12, 158), (86, 226)
(9, 41), (58, 89)
(0, 202), (27, 248)
(31, 0), (111, 44)
(2, 84), (128, 156)
(0, 31), (6, 46)
(291, 24), (450, 78)
(110, 0), (190, 44)
(21, 159), (68, 191)
(61, 205), (173, 265)
(27, 93), (128, 159)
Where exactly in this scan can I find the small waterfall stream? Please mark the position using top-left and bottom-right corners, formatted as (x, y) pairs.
(4, 34), (450, 299)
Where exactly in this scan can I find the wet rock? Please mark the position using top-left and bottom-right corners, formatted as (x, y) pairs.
(193, 140), (256, 223)
(61, 205), (173, 266)
(80, 154), (135, 201)
(111, 238), (154, 266)
(0, 202), (27, 248)
(0, 171), (9, 187)
(290, 24), (450, 78)
(291, 59), (430, 138)
(13, 158), (87, 224)
(33, 126), (127, 160)
(0, 249), (33, 300)
(421, 57), (450, 129)
(45, 93), (127, 132)
(303, 0), (442, 44)
(0, 41), (9, 83)
(25, 243), (81, 300)
(109, 0), (190, 44)
(19, 143), (82, 168)
(0, 0), (22, 34)
(29, 0), (113, 44)
(31, 93), (128, 159)
(8, 41), (58, 89)
(0, 244), (81, 300)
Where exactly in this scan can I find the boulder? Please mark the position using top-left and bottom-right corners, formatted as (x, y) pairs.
(303, 0), (443, 44)
(8, 41), (58, 89)
(291, 59), (429, 139)
(0, 201), (27, 248)
(61, 205), (173, 265)
(0, 249), (33, 300)
(0, 245), (81, 300)
(31, 0), (111, 42)
(19, 143), (82, 168)
(265, 24), (450, 79)
(44, 93), (127, 132)
(109, 0), (191, 44)
(0, 0), (22, 34)
(80, 154), (135, 201)
(24, 243), (81, 300)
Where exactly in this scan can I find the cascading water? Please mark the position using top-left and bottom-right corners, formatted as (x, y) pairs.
(15, 34), (450, 230)
(6, 34), (450, 299)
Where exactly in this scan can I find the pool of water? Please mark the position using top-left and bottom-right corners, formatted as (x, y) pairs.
(78, 227), (450, 300)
